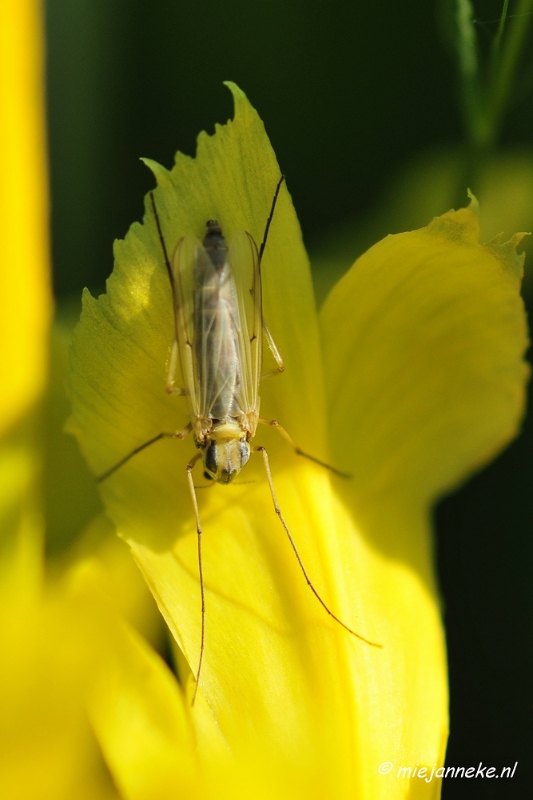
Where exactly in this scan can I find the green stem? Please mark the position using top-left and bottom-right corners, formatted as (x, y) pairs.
(456, 0), (483, 145)
(485, 0), (533, 145)
(452, 0), (533, 208)
(492, 0), (510, 57)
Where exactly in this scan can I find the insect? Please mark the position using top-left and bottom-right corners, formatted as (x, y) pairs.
(98, 176), (380, 704)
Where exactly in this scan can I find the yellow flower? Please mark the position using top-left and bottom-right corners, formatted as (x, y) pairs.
(2, 4), (529, 799)
(67, 83), (529, 798)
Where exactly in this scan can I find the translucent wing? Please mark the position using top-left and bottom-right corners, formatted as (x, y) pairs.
(169, 227), (262, 431)
(169, 233), (206, 418)
(228, 229), (263, 421)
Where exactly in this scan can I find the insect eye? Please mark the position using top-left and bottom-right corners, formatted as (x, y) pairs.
(238, 441), (251, 469)
(204, 442), (219, 478)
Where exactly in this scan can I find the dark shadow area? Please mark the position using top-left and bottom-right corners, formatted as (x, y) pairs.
(46, 0), (463, 299)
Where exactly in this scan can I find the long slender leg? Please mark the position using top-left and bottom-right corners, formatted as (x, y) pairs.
(166, 339), (189, 396)
(258, 419), (352, 479)
(150, 192), (189, 398)
(96, 422), (192, 482)
(261, 366), (285, 380)
(262, 320), (285, 375)
(254, 445), (381, 647)
(185, 452), (206, 706)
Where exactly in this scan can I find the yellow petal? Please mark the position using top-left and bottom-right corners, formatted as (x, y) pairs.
(65, 558), (201, 800)
(0, 6), (124, 797)
(319, 197), (529, 796)
(62, 512), (166, 649)
(321, 198), (528, 505)
(0, 508), (187, 799)
(0, 0), (52, 435)
(0, 533), (120, 800)
(45, 311), (103, 553)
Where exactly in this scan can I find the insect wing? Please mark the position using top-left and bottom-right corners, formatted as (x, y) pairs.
(169, 228), (262, 427)
(169, 233), (207, 418)
(227, 229), (263, 420)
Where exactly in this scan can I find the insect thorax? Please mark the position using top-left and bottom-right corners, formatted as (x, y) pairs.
(201, 422), (251, 484)
(203, 220), (227, 269)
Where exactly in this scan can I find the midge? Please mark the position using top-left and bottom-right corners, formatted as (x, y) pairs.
(98, 176), (380, 703)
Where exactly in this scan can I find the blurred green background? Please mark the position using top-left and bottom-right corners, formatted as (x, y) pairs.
(45, 2), (532, 797)
(47, 0), (469, 299)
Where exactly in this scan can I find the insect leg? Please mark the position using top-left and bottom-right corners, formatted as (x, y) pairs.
(96, 422), (192, 482)
(261, 320), (285, 379)
(258, 419), (352, 478)
(254, 446), (381, 647)
(166, 339), (189, 396)
(149, 192), (189, 398)
(185, 451), (205, 706)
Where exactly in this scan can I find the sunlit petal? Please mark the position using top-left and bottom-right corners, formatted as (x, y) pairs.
(0, 0), (52, 435)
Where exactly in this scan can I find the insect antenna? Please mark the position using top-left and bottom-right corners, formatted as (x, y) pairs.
(149, 191), (173, 285)
(258, 175), (285, 263)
